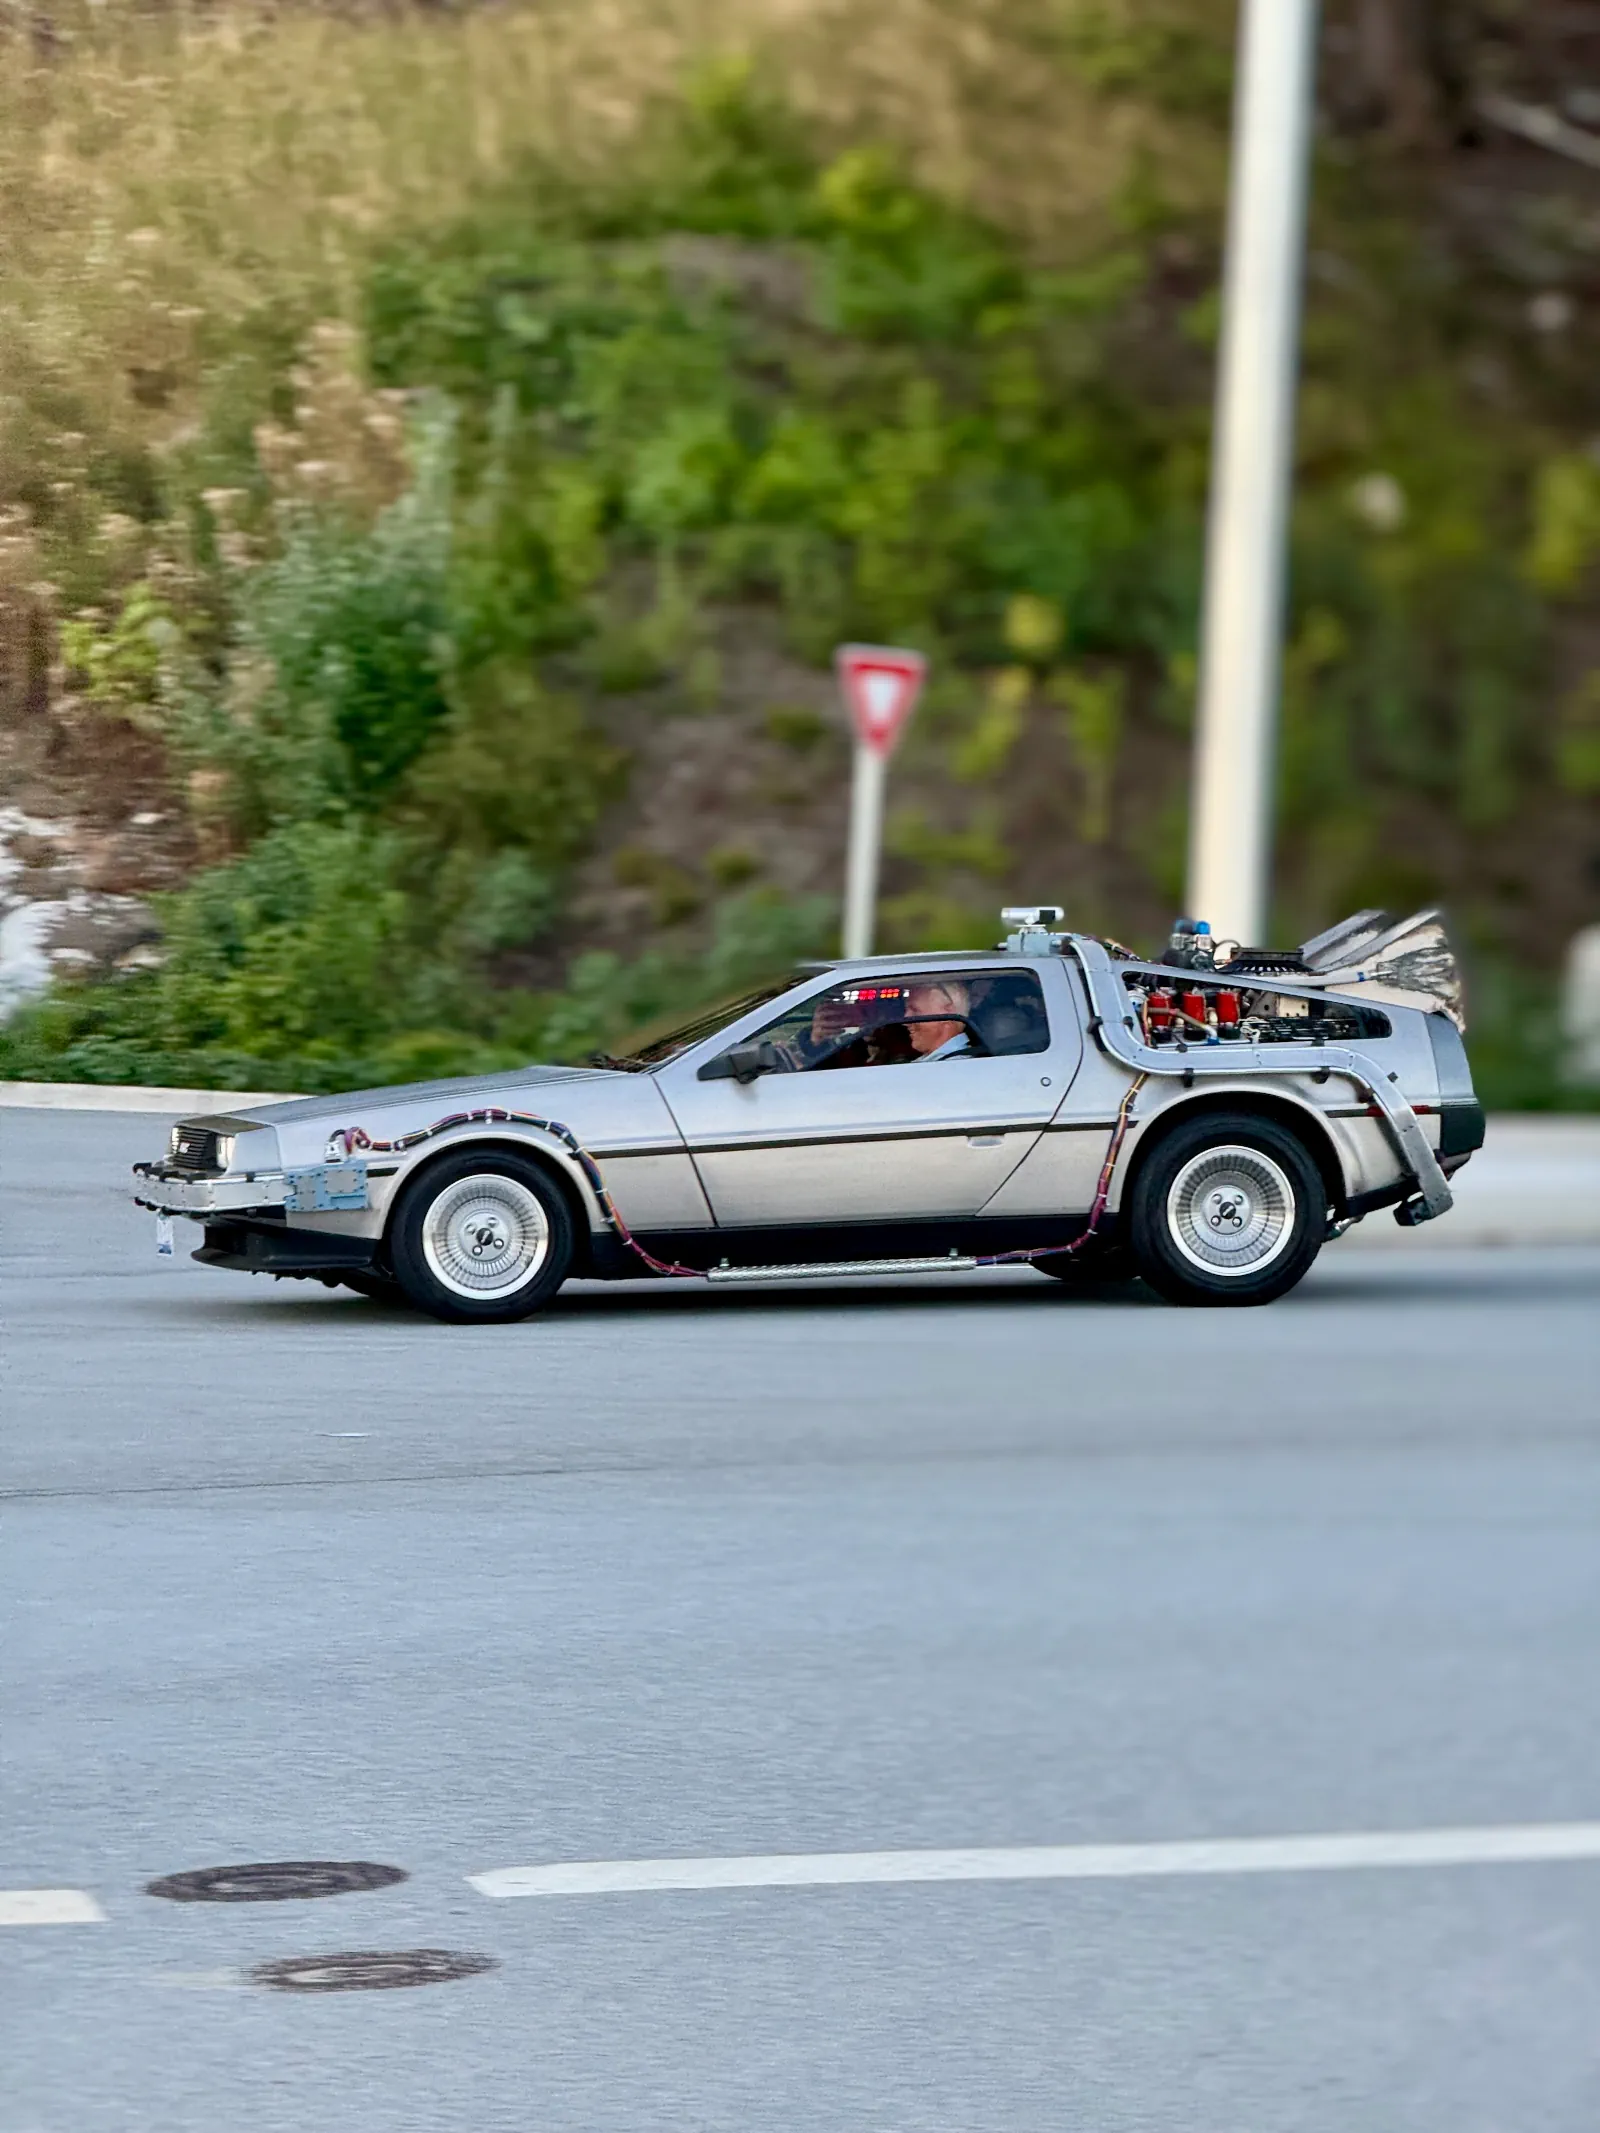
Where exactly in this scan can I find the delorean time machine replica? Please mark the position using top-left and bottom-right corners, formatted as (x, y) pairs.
(134, 906), (1484, 1322)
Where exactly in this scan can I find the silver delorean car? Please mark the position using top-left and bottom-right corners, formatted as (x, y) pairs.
(133, 907), (1484, 1322)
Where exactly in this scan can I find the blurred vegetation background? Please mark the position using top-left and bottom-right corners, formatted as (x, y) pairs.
(0, 0), (1596, 1100)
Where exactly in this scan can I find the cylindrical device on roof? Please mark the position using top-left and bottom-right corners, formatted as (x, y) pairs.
(1148, 990), (1175, 1035)
(1215, 988), (1241, 1029)
(1179, 989), (1207, 1029)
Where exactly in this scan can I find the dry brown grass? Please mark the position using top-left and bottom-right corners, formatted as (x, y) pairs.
(0, 0), (1209, 507)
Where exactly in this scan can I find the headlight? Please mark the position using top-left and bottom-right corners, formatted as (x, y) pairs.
(167, 1123), (234, 1174)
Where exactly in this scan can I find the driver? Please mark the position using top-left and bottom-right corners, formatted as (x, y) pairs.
(907, 977), (972, 1060)
(804, 993), (871, 1071)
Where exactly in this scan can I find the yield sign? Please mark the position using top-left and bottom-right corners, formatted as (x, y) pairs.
(835, 643), (927, 759)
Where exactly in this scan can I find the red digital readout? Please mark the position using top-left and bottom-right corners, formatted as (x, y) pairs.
(840, 986), (906, 1004)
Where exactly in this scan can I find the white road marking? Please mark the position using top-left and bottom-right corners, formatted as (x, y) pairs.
(0, 1888), (106, 1925)
(469, 1822), (1600, 1901)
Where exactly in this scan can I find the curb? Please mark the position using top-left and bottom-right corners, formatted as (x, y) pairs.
(0, 1081), (298, 1113)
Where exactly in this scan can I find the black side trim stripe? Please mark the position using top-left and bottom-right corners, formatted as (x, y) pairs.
(594, 1119), (1122, 1160)
(570, 1146), (687, 1162)
(670, 1123), (1050, 1158)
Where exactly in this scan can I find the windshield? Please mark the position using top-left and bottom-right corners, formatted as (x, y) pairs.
(597, 977), (804, 1071)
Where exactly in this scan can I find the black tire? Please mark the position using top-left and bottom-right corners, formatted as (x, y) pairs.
(1129, 1110), (1327, 1308)
(1033, 1243), (1139, 1285)
(388, 1150), (574, 1324)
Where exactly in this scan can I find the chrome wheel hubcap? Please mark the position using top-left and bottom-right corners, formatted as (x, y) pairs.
(421, 1174), (550, 1300)
(1166, 1145), (1295, 1277)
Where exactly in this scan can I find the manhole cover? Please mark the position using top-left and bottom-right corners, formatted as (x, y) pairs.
(146, 1862), (408, 1904)
(251, 1949), (498, 1993)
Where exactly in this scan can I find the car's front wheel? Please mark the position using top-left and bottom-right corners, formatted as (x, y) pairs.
(388, 1152), (573, 1324)
(1129, 1111), (1326, 1307)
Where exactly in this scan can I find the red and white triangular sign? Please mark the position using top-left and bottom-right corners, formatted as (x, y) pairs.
(835, 643), (927, 759)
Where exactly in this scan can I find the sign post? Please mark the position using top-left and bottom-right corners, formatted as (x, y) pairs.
(835, 644), (927, 960)
(1187, 0), (1319, 947)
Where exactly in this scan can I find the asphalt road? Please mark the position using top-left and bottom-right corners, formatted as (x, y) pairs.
(4, 1108), (1599, 2133)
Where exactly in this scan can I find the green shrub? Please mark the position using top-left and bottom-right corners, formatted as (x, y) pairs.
(764, 703), (830, 751)
(151, 821), (412, 1061)
(175, 408), (457, 829)
(402, 662), (620, 871)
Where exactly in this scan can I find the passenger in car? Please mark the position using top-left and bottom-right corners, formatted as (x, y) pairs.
(971, 973), (1049, 1055)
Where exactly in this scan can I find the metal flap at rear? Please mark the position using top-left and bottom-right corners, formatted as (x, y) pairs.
(1296, 908), (1466, 1031)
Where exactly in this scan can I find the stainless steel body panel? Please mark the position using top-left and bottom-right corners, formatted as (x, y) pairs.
(981, 964), (1128, 1217)
(357, 1072), (710, 1236)
(978, 1120), (1125, 1220)
(654, 960), (1084, 1227)
(579, 1149), (712, 1230)
(167, 1065), (710, 1243)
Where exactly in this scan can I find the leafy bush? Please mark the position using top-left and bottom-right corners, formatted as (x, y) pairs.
(402, 663), (619, 870)
(171, 406), (457, 829)
(150, 822), (412, 1061)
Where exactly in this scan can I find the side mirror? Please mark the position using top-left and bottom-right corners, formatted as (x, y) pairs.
(699, 1039), (782, 1084)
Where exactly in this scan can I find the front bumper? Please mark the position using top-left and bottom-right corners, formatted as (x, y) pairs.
(132, 1159), (369, 1218)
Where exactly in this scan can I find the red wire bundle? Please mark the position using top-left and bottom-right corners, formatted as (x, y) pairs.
(328, 1077), (1148, 1284)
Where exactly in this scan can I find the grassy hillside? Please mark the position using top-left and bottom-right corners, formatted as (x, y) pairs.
(0, 0), (1596, 1102)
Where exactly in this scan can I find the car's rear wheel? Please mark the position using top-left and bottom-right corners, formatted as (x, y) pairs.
(1130, 1111), (1326, 1307)
(388, 1152), (573, 1324)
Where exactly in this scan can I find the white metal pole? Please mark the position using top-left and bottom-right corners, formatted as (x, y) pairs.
(1188, 0), (1320, 947)
(842, 742), (886, 960)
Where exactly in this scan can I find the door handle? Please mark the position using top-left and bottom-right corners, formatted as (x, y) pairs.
(967, 1134), (1004, 1149)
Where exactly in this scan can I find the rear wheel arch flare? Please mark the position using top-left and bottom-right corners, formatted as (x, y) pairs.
(1121, 1090), (1345, 1218)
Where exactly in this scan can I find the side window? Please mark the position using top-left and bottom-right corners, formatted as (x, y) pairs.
(744, 969), (1050, 1072)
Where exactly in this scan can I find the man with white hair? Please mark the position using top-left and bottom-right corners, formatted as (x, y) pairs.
(906, 977), (973, 1061)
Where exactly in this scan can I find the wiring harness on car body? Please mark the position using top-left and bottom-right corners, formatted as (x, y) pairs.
(327, 1110), (706, 1278)
(326, 1079), (1148, 1282)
